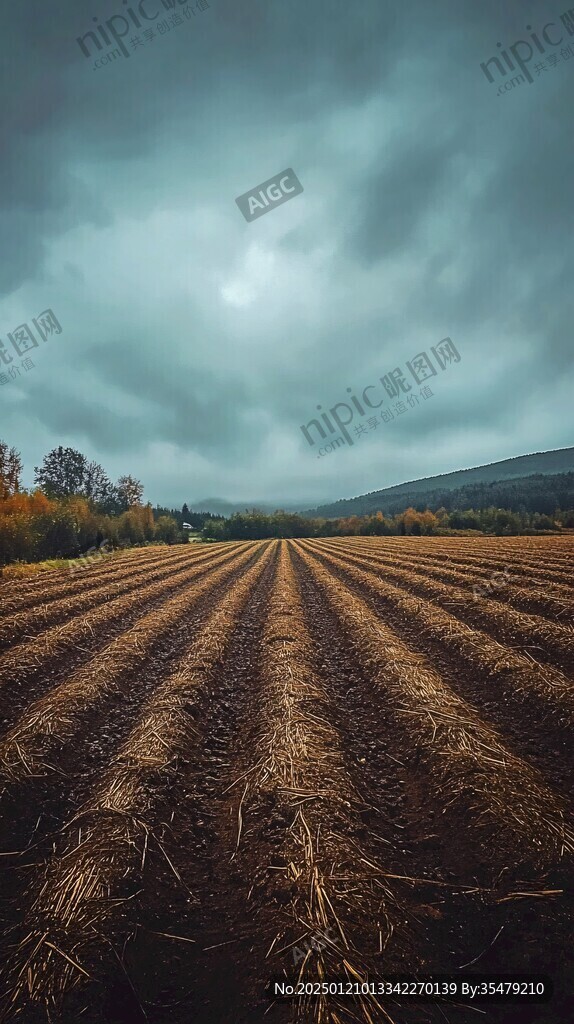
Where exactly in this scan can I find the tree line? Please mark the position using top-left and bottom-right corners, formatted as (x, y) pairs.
(2, 439), (573, 567)
(0, 441), (191, 567)
(151, 503), (224, 531)
(202, 505), (573, 540)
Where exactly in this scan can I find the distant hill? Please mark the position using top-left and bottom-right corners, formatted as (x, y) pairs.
(302, 448), (574, 519)
(193, 497), (301, 517)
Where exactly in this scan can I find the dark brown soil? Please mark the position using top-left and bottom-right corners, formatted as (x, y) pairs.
(0, 539), (572, 1024)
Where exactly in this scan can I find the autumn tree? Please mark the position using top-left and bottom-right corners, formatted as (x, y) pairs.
(420, 509), (440, 534)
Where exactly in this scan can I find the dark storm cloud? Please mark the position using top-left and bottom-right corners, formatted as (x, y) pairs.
(0, 0), (572, 508)
(349, 130), (464, 263)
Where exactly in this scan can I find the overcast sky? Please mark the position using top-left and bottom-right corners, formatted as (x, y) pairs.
(1, 0), (572, 510)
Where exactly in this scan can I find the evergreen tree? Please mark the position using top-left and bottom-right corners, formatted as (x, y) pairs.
(0, 441), (22, 500)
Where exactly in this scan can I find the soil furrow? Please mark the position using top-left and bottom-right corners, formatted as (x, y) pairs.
(301, 541), (574, 801)
(0, 544), (262, 808)
(0, 545), (236, 648)
(0, 543), (253, 729)
(295, 541), (574, 874)
(228, 541), (411, 1023)
(308, 541), (574, 675)
(0, 543), (277, 1023)
(318, 540), (574, 618)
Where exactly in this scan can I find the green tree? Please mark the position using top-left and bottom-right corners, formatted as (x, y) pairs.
(84, 461), (113, 502)
(0, 441), (23, 500)
(34, 446), (88, 498)
(202, 518), (227, 540)
(116, 474), (144, 510)
(155, 515), (180, 544)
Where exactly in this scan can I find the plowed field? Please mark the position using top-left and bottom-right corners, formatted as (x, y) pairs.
(0, 537), (572, 1024)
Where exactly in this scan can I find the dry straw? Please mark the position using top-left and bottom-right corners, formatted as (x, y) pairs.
(308, 541), (574, 723)
(0, 543), (250, 692)
(0, 544), (258, 794)
(314, 540), (574, 666)
(297, 541), (574, 870)
(0, 547), (221, 648)
(323, 536), (574, 591)
(322, 540), (574, 622)
(0, 543), (221, 617)
(1, 543), (275, 1019)
(235, 542), (399, 1024)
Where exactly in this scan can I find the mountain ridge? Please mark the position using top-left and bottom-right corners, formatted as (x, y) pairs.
(301, 447), (574, 519)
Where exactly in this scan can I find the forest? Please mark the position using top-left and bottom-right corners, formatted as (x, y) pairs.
(202, 505), (573, 540)
(2, 439), (573, 569)
(304, 471), (574, 519)
(0, 441), (184, 567)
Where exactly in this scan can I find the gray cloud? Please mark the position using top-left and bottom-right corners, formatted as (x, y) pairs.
(0, 0), (572, 509)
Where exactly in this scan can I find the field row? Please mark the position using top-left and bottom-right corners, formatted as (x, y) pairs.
(0, 537), (572, 1024)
